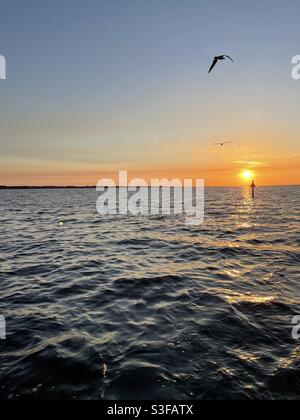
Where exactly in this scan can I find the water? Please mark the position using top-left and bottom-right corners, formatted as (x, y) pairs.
(0, 186), (299, 400)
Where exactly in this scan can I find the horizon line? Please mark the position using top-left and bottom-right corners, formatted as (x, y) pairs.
(0, 184), (299, 190)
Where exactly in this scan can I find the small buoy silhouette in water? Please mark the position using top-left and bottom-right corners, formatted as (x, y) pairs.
(250, 180), (256, 199)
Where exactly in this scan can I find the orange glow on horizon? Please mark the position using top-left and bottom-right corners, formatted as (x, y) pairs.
(0, 155), (299, 187)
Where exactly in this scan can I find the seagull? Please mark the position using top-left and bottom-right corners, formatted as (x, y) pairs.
(209, 55), (234, 73)
(213, 141), (232, 147)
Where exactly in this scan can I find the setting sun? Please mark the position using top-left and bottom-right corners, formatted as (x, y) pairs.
(241, 170), (255, 181)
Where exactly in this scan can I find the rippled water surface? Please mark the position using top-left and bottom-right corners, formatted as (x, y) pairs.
(1, 187), (300, 400)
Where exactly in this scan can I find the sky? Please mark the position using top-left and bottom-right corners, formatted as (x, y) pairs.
(0, 0), (299, 186)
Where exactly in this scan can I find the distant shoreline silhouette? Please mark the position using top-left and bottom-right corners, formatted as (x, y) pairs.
(0, 186), (95, 190)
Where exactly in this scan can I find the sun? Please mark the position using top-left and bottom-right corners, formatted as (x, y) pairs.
(240, 169), (255, 181)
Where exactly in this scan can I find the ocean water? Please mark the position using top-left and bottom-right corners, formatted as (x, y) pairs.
(0, 186), (300, 400)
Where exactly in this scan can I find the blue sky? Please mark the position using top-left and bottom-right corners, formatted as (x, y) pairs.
(0, 0), (299, 185)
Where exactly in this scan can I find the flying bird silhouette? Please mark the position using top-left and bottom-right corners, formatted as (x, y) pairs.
(209, 55), (234, 73)
(213, 141), (232, 146)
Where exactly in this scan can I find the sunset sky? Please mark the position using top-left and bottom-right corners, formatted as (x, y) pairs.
(0, 0), (299, 186)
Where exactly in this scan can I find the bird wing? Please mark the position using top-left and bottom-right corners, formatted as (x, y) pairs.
(208, 58), (218, 73)
(225, 56), (234, 62)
